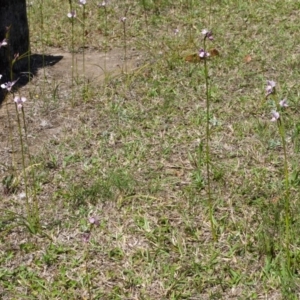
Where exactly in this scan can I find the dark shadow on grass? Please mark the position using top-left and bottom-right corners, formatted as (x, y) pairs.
(0, 53), (63, 106)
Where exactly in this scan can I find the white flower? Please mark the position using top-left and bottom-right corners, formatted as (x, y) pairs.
(271, 110), (280, 122)
(279, 98), (288, 108)
(199, 48), (210, 58)
(0, 38), (7, 48)
(266, 80), (276, 97)
(201, 29), (213, 40)
(67, 11), (76, 18)
(14, 96), (27, 110)
(19, 192), (26, 199)
(1, 78), (19, 91)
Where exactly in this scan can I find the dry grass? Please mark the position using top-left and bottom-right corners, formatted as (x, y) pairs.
(1, 0), (300, 299)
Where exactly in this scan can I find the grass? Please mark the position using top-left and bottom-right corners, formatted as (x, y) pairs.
(1, 0), (300, 299)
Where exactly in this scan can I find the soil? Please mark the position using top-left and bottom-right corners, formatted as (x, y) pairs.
(42, 47), (142, 82)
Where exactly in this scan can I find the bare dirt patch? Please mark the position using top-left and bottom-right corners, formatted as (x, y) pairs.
(0, 46), (142, 187)
(43, 47), (142, 82)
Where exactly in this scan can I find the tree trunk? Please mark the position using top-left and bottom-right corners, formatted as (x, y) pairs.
(0, 0), (30, 81)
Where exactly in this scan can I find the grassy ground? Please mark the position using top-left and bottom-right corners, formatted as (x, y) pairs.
(1, 0), (300, 299)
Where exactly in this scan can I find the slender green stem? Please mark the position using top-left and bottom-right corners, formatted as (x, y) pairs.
(271, 93), (292, 272)
(209, 0), (212, 26)
(82, 4), (87, 101)
(122, 19), (127, 73)
(104, 6), (108, 75)
(27, 0), (31, 99)
(15, 105), (30, 220)
(21, 107), (40, 230)
(68, 0), (75, 105)
(85, 244), (91, 300)
(142, 0), (149, 37)
(39, 0), (46, 93)
(5, 27), (16, 185)
(5, 95), (15, 170)
(82, 5), (86, 80)
(84, 222), (97, 300)
(203, 39), (216, 240)
(277, 117), (291, 271)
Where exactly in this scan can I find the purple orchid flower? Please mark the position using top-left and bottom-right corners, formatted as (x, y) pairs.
(89, 216), (99, 226)
(279, 98), (288, 108)
(67, 10), (76, 18)
(0, 38), (7, 48)
(1, 78), (19, 91)
(199, 48), (210, 58)
(14, 96), (26, 110)
(98, 1), (107, 7)
(201, 29), (213, 41)
(266, 80), (276, 97)
(271, 110), (280, 122)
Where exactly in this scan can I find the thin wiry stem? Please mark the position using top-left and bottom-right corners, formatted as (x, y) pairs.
(21, 106), (40, 230)
(141, 0), (149, 37)
(82, 4), (86, 80)
(39, 0), (46, 93)
(15, 104), (31, 220)
(104, 5), (108, 74)
(270, 91), (292, 273)
(203, 38), (216, 241)
(277, 117), (291, 271)
(5, 94), (15, 171)
(85, 245), (91, 300)
(121, 7), (128, 74)
(68, 0), (75, 105)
